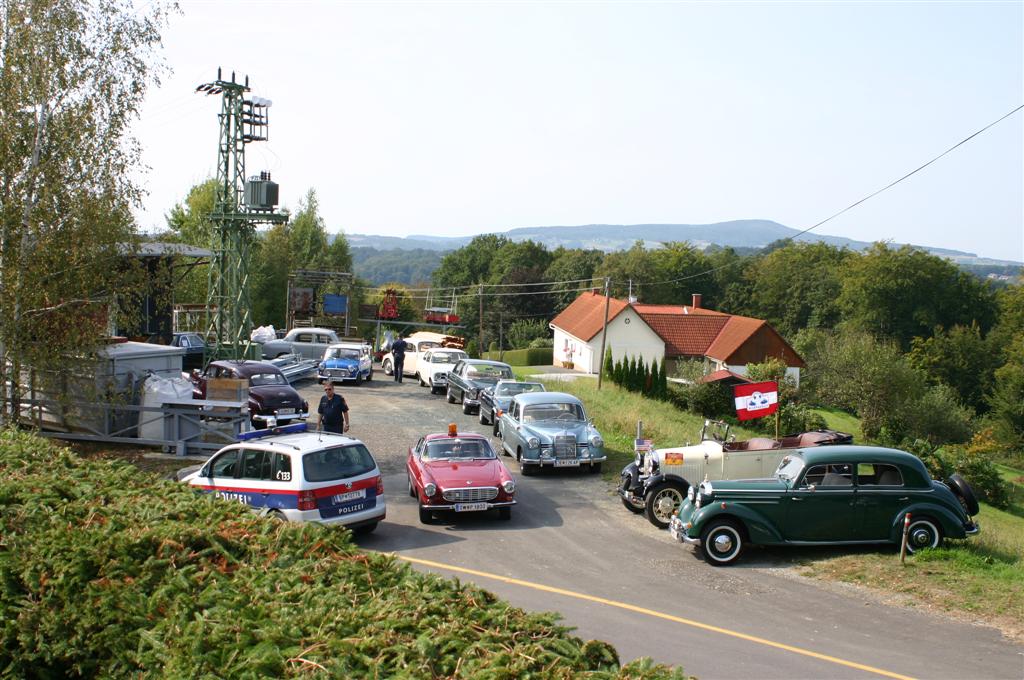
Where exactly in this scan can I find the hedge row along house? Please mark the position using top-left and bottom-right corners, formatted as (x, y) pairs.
(549, 292), (805, 387)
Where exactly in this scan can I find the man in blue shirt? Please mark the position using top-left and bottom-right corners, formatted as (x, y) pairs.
(317, 382), (349, 434)
(391, 335), (408, 383)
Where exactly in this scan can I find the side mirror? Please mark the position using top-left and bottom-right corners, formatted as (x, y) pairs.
(201, 466), (210, 477)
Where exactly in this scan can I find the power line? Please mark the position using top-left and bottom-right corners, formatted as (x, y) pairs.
(635, 103), (1024, 287)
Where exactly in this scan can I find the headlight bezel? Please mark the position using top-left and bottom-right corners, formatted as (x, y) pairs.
(502, 479), (515, 494)
(423, 482), (436, 497)
(527, 437), (540, 449)
(589, 434), (604, 448)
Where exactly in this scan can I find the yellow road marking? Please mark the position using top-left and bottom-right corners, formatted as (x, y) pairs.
(396, 554), (917, 680)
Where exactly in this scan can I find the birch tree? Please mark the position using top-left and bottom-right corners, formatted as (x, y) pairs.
(0, 0), (172, 423)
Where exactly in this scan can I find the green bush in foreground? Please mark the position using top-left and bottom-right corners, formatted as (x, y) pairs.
(0, 429), (686, 679)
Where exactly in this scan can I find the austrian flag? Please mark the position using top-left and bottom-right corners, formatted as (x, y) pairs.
(733, 381), (779, 421)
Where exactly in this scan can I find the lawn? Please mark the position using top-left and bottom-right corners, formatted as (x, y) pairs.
(810, 406), (864, 441)
(542, 377), (1024, 642)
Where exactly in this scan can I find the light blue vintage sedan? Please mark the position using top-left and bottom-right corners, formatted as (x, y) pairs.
(498, 392), (605, 475)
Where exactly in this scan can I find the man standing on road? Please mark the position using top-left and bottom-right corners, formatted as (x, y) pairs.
(391, 335), (408, 383)
(317, 382), (349, 434)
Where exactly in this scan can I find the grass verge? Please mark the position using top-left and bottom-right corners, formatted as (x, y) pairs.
(0, 428), (688, 678)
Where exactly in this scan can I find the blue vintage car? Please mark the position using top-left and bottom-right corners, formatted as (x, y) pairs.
(498, 392), (605, 475)
(318, 343), (373, 385)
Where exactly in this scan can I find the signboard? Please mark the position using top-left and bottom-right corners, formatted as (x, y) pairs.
(323, 294), (348, 316)
(289, 287), (314, 314)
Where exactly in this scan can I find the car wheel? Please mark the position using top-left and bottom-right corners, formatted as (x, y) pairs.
(367, 370), (373, 382)
(589, 462), (602, 474)
(520, 463), (536, 476)
(462, 395), (473, 415)
(644, 481), (688, 529)
(418, 506), (434, 524)
(352, 522), (377, 535)
(447, 388), (457, 404)
(701, 519), (745, 566)
(497, 507), (512, 521)
(493, 421), (500, 438)
(408, 476), (416, 498)
(906, 518), (943, 553)
(268, 510), (287, 522)
(355, 374), (363, 386)
(946, 474), (980, 516)
(419, 373), (427, 387)
(479, 408), (489, 425)
(383, 359), (393, 376)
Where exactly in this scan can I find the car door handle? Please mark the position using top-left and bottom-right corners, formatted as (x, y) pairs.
(791, 497), (803, 501)
(898, 497), (909, 501)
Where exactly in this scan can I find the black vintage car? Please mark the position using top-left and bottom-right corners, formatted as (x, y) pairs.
(191, 360), (308, 429)
(171, 332), (207, 371)
(445, 359), (514, 415)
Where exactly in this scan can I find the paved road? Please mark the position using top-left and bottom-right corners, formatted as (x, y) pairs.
(301, 376), (1024, 680)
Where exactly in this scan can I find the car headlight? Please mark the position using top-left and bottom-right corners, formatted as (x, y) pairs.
(589, 434), (603, 448)
(318, 362), (325, 370)
(423, 483), (436, 497)
(527, 437), (540, 449)
(502, 480), (515, 494)
(687, 486), (695, 502)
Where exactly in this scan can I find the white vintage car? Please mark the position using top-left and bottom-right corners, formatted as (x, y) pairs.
(620, 420), (852, 529)
(417, 347), (468, 393)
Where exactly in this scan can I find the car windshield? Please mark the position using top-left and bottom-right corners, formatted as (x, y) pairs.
(523, 402), (584, 423)
(424, 438), (495, 460)
(249, 372), (287, 386)
(326, 348), (360, 360)
(496, 383), (544, 397)
(467, 365), (513, 379)
(776, 455), (805, 484)
(302, 444), (376, 482)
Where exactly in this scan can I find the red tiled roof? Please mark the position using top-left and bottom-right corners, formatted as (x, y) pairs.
(705, 316), (766, 362)
(697, 369), (752, 384)
(639, 313), (729, 356)
(632, 303), (726, 316)
(550, 291), (629, 342)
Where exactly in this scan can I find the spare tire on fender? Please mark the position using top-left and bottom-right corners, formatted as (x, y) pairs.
(946, 474), (980, 516)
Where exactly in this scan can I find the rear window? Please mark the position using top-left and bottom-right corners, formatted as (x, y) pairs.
(302, 444), (376, 482)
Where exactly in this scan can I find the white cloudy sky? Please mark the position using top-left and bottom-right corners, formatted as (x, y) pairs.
(132, 1), (1024, 261)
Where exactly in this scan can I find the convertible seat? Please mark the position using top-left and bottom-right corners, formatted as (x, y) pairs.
(745, 438), (782, 451)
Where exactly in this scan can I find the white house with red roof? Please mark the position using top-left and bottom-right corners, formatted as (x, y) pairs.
(549, 292), (804, 386)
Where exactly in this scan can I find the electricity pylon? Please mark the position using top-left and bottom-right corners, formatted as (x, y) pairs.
(196, 69), (287, 361)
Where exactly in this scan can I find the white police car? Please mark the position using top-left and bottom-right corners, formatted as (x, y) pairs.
(177, 423), (386, 533)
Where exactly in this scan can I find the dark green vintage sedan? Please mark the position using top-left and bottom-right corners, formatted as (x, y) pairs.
(669, 445), (980, 566)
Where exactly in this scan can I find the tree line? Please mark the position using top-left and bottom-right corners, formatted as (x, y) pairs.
(427, 235), (1023, 457)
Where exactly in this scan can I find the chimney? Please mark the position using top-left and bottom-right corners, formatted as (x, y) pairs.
(691, 293), (702, 309)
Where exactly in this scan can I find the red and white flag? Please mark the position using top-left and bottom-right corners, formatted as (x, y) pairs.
(733, 381), (779, 421)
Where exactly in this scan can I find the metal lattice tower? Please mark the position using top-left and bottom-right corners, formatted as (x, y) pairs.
(196, 69), (287, 361)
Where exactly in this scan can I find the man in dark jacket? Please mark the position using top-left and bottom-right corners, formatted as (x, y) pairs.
(391, 335), (408, 383)
(317, 382), (349, 433)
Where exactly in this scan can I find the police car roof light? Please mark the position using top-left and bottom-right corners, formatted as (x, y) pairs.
(238, 422), (308, 441)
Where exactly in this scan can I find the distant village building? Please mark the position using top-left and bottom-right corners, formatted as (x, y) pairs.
(549, 292), (805, 386)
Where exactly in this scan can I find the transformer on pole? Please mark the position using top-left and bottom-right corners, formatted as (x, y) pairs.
(196, 68), (288, 361)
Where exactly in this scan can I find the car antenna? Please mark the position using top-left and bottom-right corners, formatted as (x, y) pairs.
(317, 423), (322, 443)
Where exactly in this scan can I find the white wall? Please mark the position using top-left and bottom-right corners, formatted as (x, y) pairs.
(722, 362), (801, 389)
(573, 309), (665, 373)
(553, 327), (592, 371)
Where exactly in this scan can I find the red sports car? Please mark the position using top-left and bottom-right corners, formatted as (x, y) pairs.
(407, 425), (516, 523)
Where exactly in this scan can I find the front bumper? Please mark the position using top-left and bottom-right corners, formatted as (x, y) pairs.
(668, 516), (701, 545)
(318, 371), (360, 382)
(529, 455), (607, 468)
(420, 499), (516, 511)
(965, 521), (981, 536)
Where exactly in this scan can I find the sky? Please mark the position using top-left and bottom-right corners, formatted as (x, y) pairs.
(132, 1), (1024, 262)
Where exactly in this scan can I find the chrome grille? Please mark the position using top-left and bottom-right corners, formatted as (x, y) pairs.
(442, 487), (498, 502)
(554, 435), (577, 459)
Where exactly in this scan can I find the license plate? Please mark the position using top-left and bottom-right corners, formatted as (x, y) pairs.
(278, 408), (295, 415)
(454, 502), (488, 512)
(331, 489), (366, 504)
(554, 459), (579, 467)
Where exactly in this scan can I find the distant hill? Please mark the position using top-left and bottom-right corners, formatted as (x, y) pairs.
(343, 221), (1021, 283)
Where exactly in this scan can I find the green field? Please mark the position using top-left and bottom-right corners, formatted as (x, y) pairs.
(543, 379), (1024, 642)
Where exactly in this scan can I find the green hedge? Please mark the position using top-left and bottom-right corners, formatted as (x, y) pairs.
(0, 429), (685, 679)
(483, 346), (554, 366)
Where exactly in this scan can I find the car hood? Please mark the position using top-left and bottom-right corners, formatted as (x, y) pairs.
(249, 385), (304, 408)
(423, 458), (508, 485)
(702, 478), (788, 495)
(323, 357), (360, 369)
(522, 421), (595, 442)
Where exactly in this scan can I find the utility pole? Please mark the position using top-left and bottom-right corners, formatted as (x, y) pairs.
(196, 68), (287, 361)
(597, 277), (611, 389)
(498, 311), (504, 361)
(478, 283), (484, 358)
